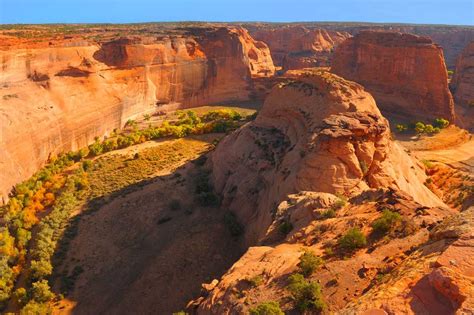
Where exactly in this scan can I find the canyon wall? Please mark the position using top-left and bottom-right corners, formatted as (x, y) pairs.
(331, 31), (455, 121)
(0, 27), (275, 202)
(246, 24), (474, 70)
(452, 42), (474, 107)
(250, 26), (351, 71)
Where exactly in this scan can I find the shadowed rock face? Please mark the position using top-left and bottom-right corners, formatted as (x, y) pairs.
(209, 69), (444, 245)
(331, 31), (456, 122)
(452, 42), (474, 107)
(251, 26), (351, 70)
(0, 27), (275, 203)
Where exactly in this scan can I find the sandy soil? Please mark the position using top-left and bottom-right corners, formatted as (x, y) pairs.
(52, 136), (245, 314)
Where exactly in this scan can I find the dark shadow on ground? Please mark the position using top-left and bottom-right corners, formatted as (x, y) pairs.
(50, 150), (246, 315)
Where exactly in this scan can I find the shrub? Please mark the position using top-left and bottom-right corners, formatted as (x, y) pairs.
(30, 280), (54, 303)
(13, 287), (28, 306)
(331, 194), (347, 211)
(224, 212), (244, 237)
(81, 160), (93, 172)
(433, 118), (449, 129)
(20, 301), (51, 315)
(371, 209), (402, 235)
(287, 273), (325, 313)
(246, 274), (264, 287)
(424, 124), (435, 134)
(414, 122), (426, 134)
(30, 260), (53, 280)
(396, 124), (408, 132)
(249, 301), (284, 315)
(321, 209), (336, 219)
(298, 251), (323, 277)
(278, 220), (293, 235)
(338, 228), (367, 252)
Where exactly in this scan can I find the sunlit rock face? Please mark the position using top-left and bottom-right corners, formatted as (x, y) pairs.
(210, 69), (444, 245)
(0, 26), (275, 202)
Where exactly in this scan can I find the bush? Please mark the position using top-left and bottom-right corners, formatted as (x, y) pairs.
(414, 122), (426, 134)
(338, 228), (367, 252)
(30, 280), (54, 303)
(396, 124), (408, 132)
(433, 118), (449, 129)
(298, 251), (323, 277)
(331, 194), (347, 211)
(30, 260), (53, 280)
(321, 209), (336, 219)
(249, 301), (284, 315)
(224, 212), (244, 237)
(20, 301), (51, 315)
(278, 220), (293, 235)
(81, 160), (93, 172)
(371, 209), (402, 235)
(287, 273), (325, 313)
(424, 124), (435, 134)
(13, 287), (28, 306)
(246, 274), (264, 287)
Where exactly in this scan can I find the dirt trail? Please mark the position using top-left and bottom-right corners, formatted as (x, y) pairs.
(411, 138), (474, 172)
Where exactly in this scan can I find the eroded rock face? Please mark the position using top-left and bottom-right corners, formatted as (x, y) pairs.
(331, 31), (456, 121)
(251, 26), (351, 70)
(452, 42), (474, 108)
(193, 189), (456, 314)
(0, 27), (275, 202)
(209, 69), (444, 245)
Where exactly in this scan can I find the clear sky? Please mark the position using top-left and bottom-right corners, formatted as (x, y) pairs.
(0, 0), (473, 25)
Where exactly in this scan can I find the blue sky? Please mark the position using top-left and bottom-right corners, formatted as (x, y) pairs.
(1, 0), (473, 25)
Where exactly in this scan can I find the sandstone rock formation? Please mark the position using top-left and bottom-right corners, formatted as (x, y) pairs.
(452, 42), (474, 107)
(193, 189), (458, 314)
(332, 31), (456, 122)
(250, 26), (351, 70)
(0, 27), (275, 202)
(209, 69), (444, 246)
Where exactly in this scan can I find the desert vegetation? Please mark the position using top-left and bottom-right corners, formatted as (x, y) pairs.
(395, 117), (450, 135)
(0, 108), (251, 313)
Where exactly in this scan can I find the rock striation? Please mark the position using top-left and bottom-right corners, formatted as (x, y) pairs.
(0, 27), (275, 202)
(251, 26), (351, 70)
(331, 31), (455, 122)
(209, 69), (444, 245)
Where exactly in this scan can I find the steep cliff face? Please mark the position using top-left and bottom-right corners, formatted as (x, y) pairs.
(209, 69), (444, 245)
(251, 26), (351, 70)
(452, 42), (474, 107)
(0, 27), (275, 202)
(332, 31), (455, 122)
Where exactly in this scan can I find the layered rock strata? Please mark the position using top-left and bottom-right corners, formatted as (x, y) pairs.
(332, 31), (455, 121)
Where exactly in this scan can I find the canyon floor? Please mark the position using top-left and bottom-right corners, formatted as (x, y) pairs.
(37, 106), (470, 314)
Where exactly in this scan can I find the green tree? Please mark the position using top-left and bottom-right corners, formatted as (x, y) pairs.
(249, 301), (284, 315)
(298, 251), (323, 277)
(287, 273), (325, 313)
(30, 280), (54, 303)
(338, 228), (367, 252)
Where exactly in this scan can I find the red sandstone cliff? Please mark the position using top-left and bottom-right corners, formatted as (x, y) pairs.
(452, 42), (474, 107)
(0, 27), (275, 202)
(332, 31), (455, 122)
(209, 69), (445, 245)
(251, 26), (351, 71)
